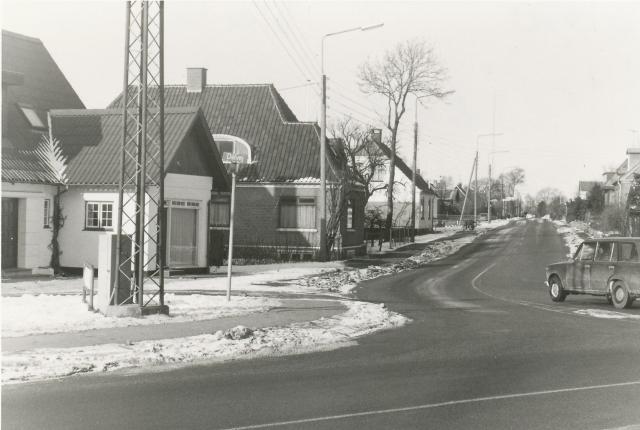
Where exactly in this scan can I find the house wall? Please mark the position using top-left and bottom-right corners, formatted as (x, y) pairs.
(58, 187), (120, 269)
(210, 183), (365, 258)
(229, 184), (321, 252)
(1, 182), (56, 269)
(57, 173), (213, 270)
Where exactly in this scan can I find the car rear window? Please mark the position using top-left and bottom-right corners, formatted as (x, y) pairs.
(617, 242), (640, 262)
(595, 242), (614, 262)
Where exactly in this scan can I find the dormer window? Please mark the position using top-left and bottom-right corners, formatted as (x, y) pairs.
(213, 134), (252, 164)
(18, 105), (46, 129)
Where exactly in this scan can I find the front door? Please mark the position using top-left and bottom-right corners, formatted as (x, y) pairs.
(168, 205), (198, 267)
(570, 242), (596, 291)
(591, 241), (615, 293)
(2, 198), (19, 268)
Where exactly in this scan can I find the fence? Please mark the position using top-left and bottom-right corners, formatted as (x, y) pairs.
(364, 226), (433, 250)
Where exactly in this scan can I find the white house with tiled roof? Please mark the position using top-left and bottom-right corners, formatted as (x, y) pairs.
(2, 30), (85, 272)
(48, 108), (229, 272)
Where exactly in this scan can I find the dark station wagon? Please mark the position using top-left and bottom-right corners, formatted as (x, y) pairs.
(545, 238), (640, 309)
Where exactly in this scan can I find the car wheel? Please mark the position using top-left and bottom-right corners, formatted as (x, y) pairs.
(549, 276), (566, 302)
(611, 282), (633, 309)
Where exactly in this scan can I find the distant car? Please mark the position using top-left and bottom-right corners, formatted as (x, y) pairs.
(545, 238), (640, 309)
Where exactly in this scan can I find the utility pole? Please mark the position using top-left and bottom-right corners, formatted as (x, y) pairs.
(488, 162), (492, 222)
(411, 97), (418, 242)
(319, 23), (383, 260)
(115, 0), (166, 313)
(474, 149), (478, 225)
(459, 152), (477, 225)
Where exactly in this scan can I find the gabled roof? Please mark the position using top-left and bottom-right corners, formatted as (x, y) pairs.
(49, 107), (229, 189)
(2, 30), (84, 151)
(108, 84), (339, 183)
(373, 141), (437, 195)
(2, 30), (85, 184)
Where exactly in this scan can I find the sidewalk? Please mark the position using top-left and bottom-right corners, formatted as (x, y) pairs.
(2, 299), (345, 353)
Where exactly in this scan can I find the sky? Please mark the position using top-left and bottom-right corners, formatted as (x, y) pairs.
(3, 0), (639, 198)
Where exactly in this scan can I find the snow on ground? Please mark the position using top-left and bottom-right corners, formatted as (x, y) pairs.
(366, 225), (462, 254)
(2, 294), (280, 338)
(2, 266), (342, 297)
(553, 219), (604, 258)
(574, 309), (640, 320)
(1, 222), (520, 383)
(2, 300), (409, 384)
(308, 219), (517, 295)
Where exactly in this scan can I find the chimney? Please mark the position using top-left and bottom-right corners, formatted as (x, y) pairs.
(627, 147), (640, 170)
(603, 171), (615, 183)
(186, 67), (207, 93)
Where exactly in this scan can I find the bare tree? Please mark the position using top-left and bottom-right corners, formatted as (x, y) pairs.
(358, 39), (453, 230)
(329, 117), (387, 204)
(34, 134), (69, 272)
(503, 167), (525, 196)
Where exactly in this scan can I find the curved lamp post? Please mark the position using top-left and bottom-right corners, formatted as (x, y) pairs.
(318, 23), (383, 261)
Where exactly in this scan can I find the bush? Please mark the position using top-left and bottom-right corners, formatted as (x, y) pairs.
(597, 206), (626, 235)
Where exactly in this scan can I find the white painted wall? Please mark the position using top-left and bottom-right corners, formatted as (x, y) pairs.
(56, 174), (212, 269)
(364, 162), (437, 228)
(2, 182), (56, 269)
(58, 188), (119, 268)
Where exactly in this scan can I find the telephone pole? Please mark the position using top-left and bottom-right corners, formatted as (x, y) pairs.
(411, 97), (418, 242)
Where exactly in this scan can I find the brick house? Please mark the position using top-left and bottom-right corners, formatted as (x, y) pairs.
(1, 30), (85, 272)
(110, 68), (366, 261)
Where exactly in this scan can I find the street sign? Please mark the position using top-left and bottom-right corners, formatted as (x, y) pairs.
(222, 152), (247, 164)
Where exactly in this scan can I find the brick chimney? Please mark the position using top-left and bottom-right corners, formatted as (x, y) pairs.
(186, 67), (207, 93)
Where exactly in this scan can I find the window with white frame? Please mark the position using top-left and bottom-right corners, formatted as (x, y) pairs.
(85, 202), (113, 230)
(420, 198), (425, 220)
(209, 195), (230, 227)
(279, 197), (316, 229)
(44, 199), (51, 228)
(371, 164), (387, 182)
(347, 199), (354, 229)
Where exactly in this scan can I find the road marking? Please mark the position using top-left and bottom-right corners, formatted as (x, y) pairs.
(470, 264), (640, 321)
(221, 381), (640, 430)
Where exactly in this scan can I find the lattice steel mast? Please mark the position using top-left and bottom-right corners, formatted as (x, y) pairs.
(113, 0), (165, 311)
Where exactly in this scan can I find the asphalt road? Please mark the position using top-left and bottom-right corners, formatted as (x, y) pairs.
(3, 219), (640, 430)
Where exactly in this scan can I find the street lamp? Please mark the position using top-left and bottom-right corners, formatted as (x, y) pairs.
(319, 23), (383, 260)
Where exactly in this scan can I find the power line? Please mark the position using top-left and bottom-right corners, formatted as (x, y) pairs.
(278, 81), (319, 91)
(271, 1), (318, 73)
(252, 1), (318, 94)
(327, 98), (382, 126)
(263, 1), (317, 80)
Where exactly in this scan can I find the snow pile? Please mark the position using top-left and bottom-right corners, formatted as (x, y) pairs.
(2, 294), (280, 338)
(574, 309), (640, 320)
(553, 220), (604, 258)
(306, 224), (507, 295)
(2, 300), (409, 384)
